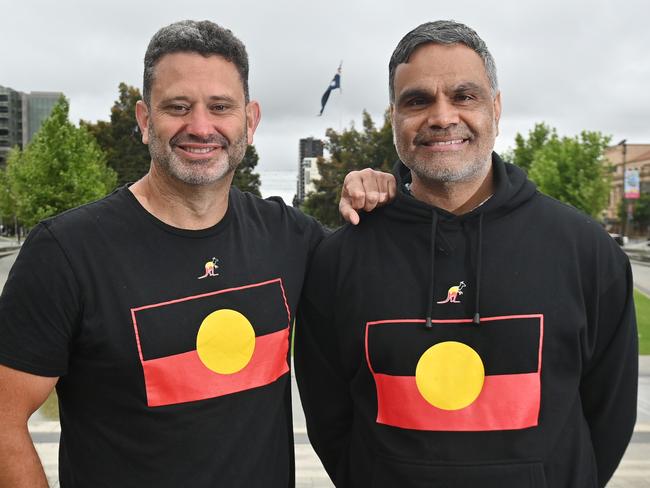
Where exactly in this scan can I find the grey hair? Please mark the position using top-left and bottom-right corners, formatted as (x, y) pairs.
(389, 20), (498, 101)
(143, 20), (249, 105)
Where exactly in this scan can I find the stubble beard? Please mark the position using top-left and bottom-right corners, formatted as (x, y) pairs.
(147, 122), (248, 186)
(395, 126), (494, 185)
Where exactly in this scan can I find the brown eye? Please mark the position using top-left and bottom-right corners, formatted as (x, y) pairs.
(169, 105), (190, 114)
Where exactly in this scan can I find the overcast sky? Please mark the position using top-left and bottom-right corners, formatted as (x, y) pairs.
(2, 0), (648, 173)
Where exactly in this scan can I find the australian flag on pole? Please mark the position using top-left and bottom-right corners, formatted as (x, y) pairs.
(319, 63), (342, 116)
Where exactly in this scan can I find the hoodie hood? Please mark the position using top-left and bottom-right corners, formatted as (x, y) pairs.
(383, 152), (537, 326)
(386, 152), (537, 223)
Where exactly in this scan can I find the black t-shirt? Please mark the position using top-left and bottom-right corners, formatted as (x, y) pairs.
(0, 186), (324, 487)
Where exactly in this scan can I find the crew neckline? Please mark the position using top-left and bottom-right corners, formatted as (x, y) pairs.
(119, 184), (234, 238)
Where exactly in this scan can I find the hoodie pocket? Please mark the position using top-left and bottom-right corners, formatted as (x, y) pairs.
(370, 456), (547, 488)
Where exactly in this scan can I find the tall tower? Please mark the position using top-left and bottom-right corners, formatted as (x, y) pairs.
(296, 137), (324, 204)
(0, 85), (62, 167)
(22, 91), (62, 147)
(0, 85), (24, 167)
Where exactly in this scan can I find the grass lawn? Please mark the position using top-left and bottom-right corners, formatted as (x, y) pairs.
(40, 391), (59, 420)
(634, 289), (650, 355)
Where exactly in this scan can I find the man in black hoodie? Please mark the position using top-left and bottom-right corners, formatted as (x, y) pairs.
(295, 20), (638, 488)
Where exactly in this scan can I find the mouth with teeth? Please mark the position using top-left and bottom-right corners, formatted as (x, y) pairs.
(415, 134), (471, 152)
(177, 145), (222, 156)
(171, 134), (229, 159)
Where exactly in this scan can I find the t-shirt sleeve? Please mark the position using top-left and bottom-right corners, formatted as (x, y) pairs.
(0, 223), (82, 377)
(275, 198), (329, 260)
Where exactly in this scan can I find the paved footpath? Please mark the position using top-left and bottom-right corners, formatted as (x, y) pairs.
(0, 250), (646, 487)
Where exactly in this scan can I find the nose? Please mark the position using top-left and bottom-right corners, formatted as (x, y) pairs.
(185, 106), (216, 138)
(425, 99), (460, 129)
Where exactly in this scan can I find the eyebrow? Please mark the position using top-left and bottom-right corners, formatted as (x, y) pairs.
(451, 82), (489, 96)
(159, 95), (238, 105)
(396, 82), (490, 105)
(396, 88), (432, 105)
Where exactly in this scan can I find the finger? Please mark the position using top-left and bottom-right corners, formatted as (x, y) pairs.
(386, 174), (397, 201)
(342, 174), (367, 210)
(358, 169), (381, 211)
(378, 174), (396, 205)
(339, 200), (361, 225)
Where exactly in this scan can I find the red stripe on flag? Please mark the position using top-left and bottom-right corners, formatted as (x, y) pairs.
(142, 327), (290, 407)
(374, 372), (540, 431)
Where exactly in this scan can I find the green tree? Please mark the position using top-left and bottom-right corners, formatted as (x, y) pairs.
(510, 123), (554, 173)
(616, 193), (650, 235)
(82, 83), (151, 186)
(0, 148), (19, 221)
(527, 130), (611, 218)
(232, 145), (262, 196)
(6, 96), (116, 227)
(633, 195), (650, 227)
(302, 109), (397, 227)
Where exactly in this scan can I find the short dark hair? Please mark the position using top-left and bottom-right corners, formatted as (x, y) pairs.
(389, 20), (498, 102)
(143, 20), (249, 105)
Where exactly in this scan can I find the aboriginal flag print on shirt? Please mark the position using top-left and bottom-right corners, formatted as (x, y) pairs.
(366, 314), (543, 431)
(131, 279), (291, 407)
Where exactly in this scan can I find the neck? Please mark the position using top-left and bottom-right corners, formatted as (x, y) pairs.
(410, 164), (494, 215)
(129, 164), (233, 230)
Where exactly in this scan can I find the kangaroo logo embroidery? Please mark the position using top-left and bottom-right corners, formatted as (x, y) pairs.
(437, 281), (466, 304)
(198, 257), (219, 279)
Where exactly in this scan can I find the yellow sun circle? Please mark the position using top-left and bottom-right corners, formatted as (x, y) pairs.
(415, 341), (485, 411)
(196, 309), (255, 375)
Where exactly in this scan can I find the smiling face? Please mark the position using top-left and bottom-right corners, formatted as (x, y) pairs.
(391, 43), (501, 186)
(136, 52), (260, 186)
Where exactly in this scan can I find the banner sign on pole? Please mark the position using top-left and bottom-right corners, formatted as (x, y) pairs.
(624, 169), (640, 199)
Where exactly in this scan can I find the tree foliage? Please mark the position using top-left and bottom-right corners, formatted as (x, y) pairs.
(2, 96), (116, 227)
(82, 83), (151, 186)
(232, 145), (262, 196)
(302, 109), (397, 227)
(519, 126), (612, 218)
(617, 196), (645, 236)
(510, 123), (554, 173)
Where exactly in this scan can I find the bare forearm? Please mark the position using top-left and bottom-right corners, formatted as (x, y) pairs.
(0, 425), (49, 488)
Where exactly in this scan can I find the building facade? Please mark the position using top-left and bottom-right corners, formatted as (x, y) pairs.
(302, 157), (321, 196)
(295, 137), (324, 205)
(604, 143), (650, 233)
(0, 85), (62, 166)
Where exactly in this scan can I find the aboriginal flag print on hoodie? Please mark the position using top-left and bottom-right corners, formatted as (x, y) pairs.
(366, 314), (543, 432)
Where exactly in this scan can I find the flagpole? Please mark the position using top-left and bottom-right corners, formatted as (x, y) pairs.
(338, 60), (343, 131)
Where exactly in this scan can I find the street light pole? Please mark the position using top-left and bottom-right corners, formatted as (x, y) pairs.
(618, 139), (628, 237)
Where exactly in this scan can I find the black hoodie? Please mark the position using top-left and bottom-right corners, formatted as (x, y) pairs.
(295, 154), (638, 488)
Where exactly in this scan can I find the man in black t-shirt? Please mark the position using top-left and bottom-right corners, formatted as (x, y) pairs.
(0, 20), (394, 487)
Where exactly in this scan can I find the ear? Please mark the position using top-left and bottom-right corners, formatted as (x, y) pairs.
(493, 91), (502, 136)
(135, 100), (151, 145)
(245, 100), (262, 144)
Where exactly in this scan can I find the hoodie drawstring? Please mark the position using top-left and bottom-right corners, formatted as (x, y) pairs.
(473, 213), (483, 325)
(425, 211), (483, 328)
(425, 210), (438, 329)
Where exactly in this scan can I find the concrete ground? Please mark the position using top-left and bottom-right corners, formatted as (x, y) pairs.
(0, 248), (646, 487)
